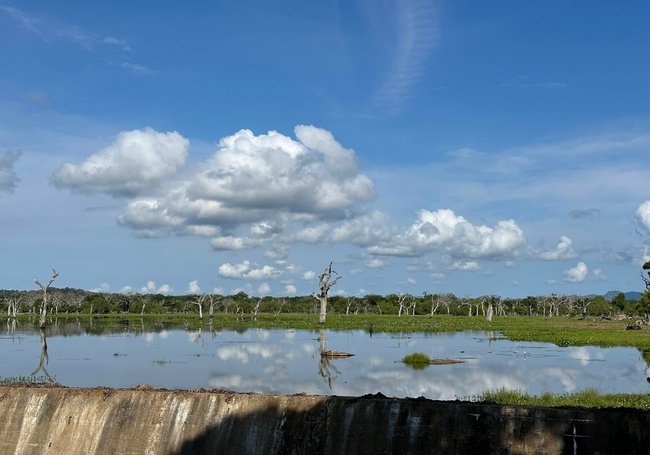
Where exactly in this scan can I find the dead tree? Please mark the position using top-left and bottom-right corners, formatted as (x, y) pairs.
(190, 294), (205, 319)
(275, 298), (286, 319)
(397, 293), (410, 317)
(643, 261), (650, 290)
(313, 262), (340, 324)
(34, 269), (59, 328)
(486, 297), (494, 322)
(345, 298), (354, 315)
(6, 297), (21, 318)
(253, 297), (263, 320)
(429, 294), (440, 316)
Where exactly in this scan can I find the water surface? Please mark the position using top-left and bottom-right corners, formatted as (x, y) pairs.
(2, 320), (648, 400)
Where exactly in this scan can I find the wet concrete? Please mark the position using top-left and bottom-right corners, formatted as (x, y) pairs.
(0, 385), (648, 454)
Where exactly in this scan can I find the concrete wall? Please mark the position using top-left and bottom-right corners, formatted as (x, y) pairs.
(0, 385), (648, 454)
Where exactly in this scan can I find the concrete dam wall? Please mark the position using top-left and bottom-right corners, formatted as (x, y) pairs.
(0, 385), (648, 454)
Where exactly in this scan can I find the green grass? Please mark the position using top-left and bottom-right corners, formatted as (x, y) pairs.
(402, 352), (431, 369)
(480, 388), (650, 410)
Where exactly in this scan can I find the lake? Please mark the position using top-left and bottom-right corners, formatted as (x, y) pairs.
(2, 319), (648, 400)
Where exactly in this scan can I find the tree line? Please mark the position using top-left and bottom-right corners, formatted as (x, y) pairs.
(2, 288), (649, 319)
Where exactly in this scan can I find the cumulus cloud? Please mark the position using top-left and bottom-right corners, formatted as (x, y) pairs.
(217, 260), (282, 280)
(564, 261), (588, 283)
(447, 260), (480, 271)
(52, 128), (189, 197)
(365, 258), (386, 269)
(592, 268), (607, 280)
(637, 201), (650, 232)
(538, 236), (576, 261)
(329, 211), (396, 246)
(118, 125), (374, 241)
(302, 271), (316, 280)
(0, 151), (22, 193)
(257, 282), (271, 295)
(284, 284), (297, 295)
(368, 209), (525, 259)
(187, 280), (201, 294)
(140, 280), (173, 294)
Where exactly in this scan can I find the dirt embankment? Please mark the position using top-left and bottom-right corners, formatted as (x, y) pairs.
(0, 385), (648, 454)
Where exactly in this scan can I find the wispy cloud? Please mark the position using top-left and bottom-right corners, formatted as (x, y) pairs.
(501, 76), (567, 89)
(0, 5), (46, 38)
(1, 4), (152, 75)
(373, 0), (439, 113)
(120, 62), (157, 76)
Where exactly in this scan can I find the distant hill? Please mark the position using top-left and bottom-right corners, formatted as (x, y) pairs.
(603, 290), (643, 301)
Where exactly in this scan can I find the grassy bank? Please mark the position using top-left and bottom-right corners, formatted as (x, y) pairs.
(480, 388), (650, 410)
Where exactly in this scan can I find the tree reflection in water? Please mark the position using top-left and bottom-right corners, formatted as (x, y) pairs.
(30, 328), (56, 384)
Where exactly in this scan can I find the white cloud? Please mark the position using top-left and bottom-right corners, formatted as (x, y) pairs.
(329, 211), (395, 245)
(218, 261), (252, 279)
(218, 260), (282, 280)
(365, 258), (386, 269)
(53, 128), (189, 197)
(139, 280), (173, 294)
(369, 209), (525, 259)
(293, 224), (330, 243)
(0, 151), (22, 193)
(187, 280), (201, 294)
(637, 201), (650, 232)
(447, 260), (480, 271)
(117, 125), (374, 242)
(284, 284), (297, 295)
(407, 277), (417, 285)
(302, 271), (316, 280)
(592, 268), (607, 281)
(245, 265), (282, 280)
(157, 284), (173, 295)
(372, 0), (439, 112)
(90, 282), (111, 293)
(564, 261), (588, 283)
(210, 236), (261, 251)
(257, 282), (271, 295)
(538, 236), (576, 260)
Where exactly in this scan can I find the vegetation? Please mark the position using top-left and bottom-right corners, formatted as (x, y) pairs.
(480, 388), (650, 410)
(401, 352), (432, 369)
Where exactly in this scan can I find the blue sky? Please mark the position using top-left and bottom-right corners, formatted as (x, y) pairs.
(1, 0), (650, 298)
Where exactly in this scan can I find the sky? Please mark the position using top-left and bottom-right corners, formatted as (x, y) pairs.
(1, 0), (650, 298)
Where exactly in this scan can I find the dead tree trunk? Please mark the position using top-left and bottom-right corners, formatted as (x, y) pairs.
(190, 295), (205, 319)
(34, 269), (59, 329)
(397, 293), (409, 317)
(253, 297), (262, 320)
(314, 262), (340, 324)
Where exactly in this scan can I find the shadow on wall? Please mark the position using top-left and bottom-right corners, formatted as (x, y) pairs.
(168, 394), (650, 455)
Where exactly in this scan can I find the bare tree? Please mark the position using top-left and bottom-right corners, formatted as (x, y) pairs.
(313, 262), (340, 324)
(274, 298), (286, 319)
(206, 294), (222, 317)
(345, 297), (354, 315)
(429, 294), (440, 316)
(397, 293), (410, 317)
(643, 261), (650, 290)
(6, 296), (21, 318)
(486, 298), (494, 322)
(253, 297), (263, 320)
(34, 269), (59, 328)
(190, 294), (205, 319)
(222, 298), (234, 314)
